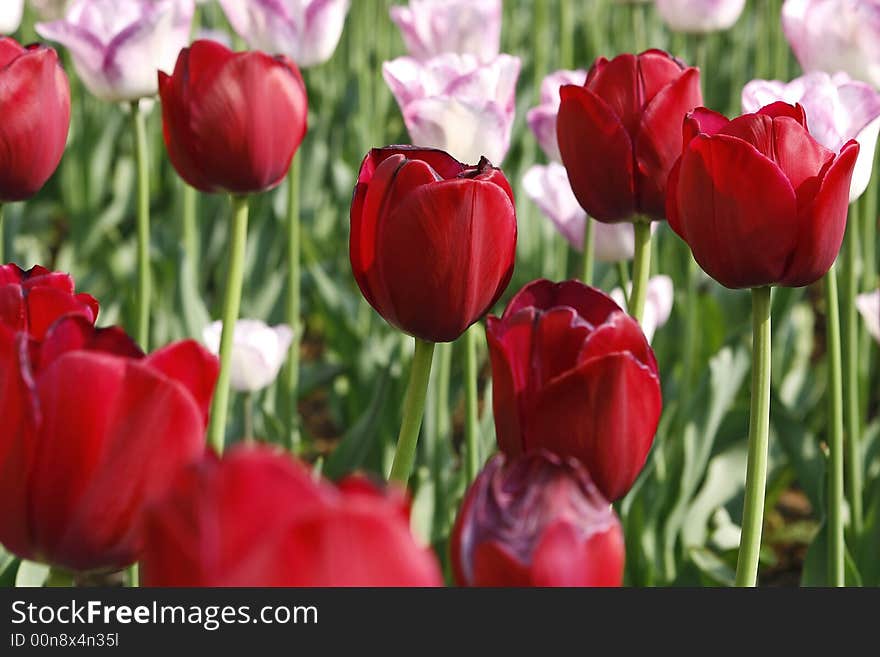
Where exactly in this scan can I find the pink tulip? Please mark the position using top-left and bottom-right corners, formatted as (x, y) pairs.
(522, 163), (635, 261)
(383, 53), (520, 164)
(610, 275), (674, 343)
(527, 69), (587, 162)
(857, 290), (880, 343)
(36, 0), (194, 102)
(218, 0), (350, 68)
(656, 0), (746, 33)
(782, 0), (880, 88)
(390, 0), (501, 62)
(742, 72), (880, 201)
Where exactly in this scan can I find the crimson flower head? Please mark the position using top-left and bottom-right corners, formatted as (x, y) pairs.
(667, 102), (859, 288)
(0, 315), (219, 573)
(487, 279), (661, 501)
(557, 49), (702, 223)
(158, 39), (308, 195)
(0, 264), (98, 340)
(350, 146), (517, 342)
(452, 451), (625, 587)
(141, 446), (443, 587)
(0, 38), (70, 202)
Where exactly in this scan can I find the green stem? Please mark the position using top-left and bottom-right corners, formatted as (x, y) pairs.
(0, 203), (4, 263)
(131, 101), (151, 350)
(824, 265), (845, 586)
(629, 221), (652, 324)
(842, 212), (863, 537)
(46, 568), (75, 587)
(735, 286), (772, 587)
(127, 564), (138, 588)
(284, 154), (302, 453)
(243, 392), (255, 444)
(632, 1), (647, 51)
(182, 183), (199, 274)
(464, 325), (480, 482)
(560, 0), (574, 68)
(616, 260), (630, 307)
(581, 218), (595, 286)
(207, 195), (250, 454)
(389, 338), (436, 484)
(682, 254), (700, 394)
(864, 166), (877, 290)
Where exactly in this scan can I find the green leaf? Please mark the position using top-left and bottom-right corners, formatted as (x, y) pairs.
(15, 560), (50, 588)
(801, 522), (863, 587)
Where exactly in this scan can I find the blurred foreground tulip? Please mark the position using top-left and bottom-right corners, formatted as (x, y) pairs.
(667, 103), (859, 289)
(203, 320), (293, 393)
(390, 0), (501, 62)
(159, 40), (308, 195)
(528, 70), (587, 162)
(656, 0), (746, 33)
(383, 53), (520, 164)
(351, 146), (516, 343)
(0, 1), (23, 34)
(452, 451), (624, 587)
(743, 72), (880, 201)
(857, 290), (880, 342)
(522, 163), (635, 260)
(0, 316), (218, 573)
(36, 0), (194, 102)
(487, 279), (661, 501)
(782, 0), (880, 88)
(0, 264), (97, 339)
(0, 38), (70, 203)
(610, 275), (674, 343)
(141, 446), (443, 586)
(557, 49), (702, 223)
(219, 0), (350, 68)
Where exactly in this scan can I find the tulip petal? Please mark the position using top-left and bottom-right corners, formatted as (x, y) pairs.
(577, 310), (655, 371)
(470, 540), (532, 586)
(144, 340), (219, 426)
(531, 520), (624, 587)
(502, 279), (621, 328)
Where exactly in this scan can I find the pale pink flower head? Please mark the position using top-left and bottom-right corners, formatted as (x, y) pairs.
(1, 1), (24, 34)
(856, 290), (880, 343)
(390, 0), (501, 62)
(218, 0), (350, 68)
(610, 275), (674, 343)
(656, 0), (746, 33)
(527, 69), (587, 162)
(743, 71), (880, 201)
(36, 0), (194, 102)
(383, 52), (520, 164)
(782, 0), (880, 88)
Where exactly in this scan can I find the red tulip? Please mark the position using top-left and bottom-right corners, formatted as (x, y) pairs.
(350, 146), (517, 342)
(0, 264), (98, 340)
(487, 279), (661, 501)
(0, 316), (218, 572)
(451, 451), (625, 587)
(557, 49), (701, 223)
(158, 39), (308, 195)
(141, 446), (444, 586)
(667, 102), (859, 288)
(0, 38), (70, 202)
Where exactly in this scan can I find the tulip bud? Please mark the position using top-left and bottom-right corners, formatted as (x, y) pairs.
(0, 315), (219, 572)
(452, 451), (625, 587)
(0, 0), (23, 34)
(218, 0), (350, 68)
(0, 39), (70, 203)
(350, 146), (517, 343)
(667, 102), (859, 288)
(390, 0), (502, 62)
(487, 279), (662, 502)
(158, 40), (308, 195)
(557, 49), (702, 223)
(141, 446), (444, 586)
(36, 0), (194, 102)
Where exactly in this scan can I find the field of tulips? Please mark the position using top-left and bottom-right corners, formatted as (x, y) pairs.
(0, 0), (878, 590)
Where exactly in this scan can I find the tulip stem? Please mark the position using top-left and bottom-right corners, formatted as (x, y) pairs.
(127, 564), (138, 588)
(131, 101), (151, 350)
(616, 261), (630, 307)
(629, 221), (652, 324)
(464, 325), (480, 482)
(389, 338), (436, 484)
(581, 218), (595, 286)
(823, 265), (846, 586)
(284, 153), (302, 453)
(0, 203), (4, 263)
(182, 183), (199, 275)
(842, 214), (863, 537)
(735, 285), (772, 587)
(243, 392), (255, 444)
(208, 195), (250, 454)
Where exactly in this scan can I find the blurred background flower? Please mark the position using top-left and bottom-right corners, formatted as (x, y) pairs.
(656, 0), (746, 33)
(0, 0), (23, 34)
(203, 319), (294, 392)
(390, 0), (501, 62)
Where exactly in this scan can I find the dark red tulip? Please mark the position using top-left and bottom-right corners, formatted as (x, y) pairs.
(557, 49), (701, 222)
(452, 451), (625, 587)
(0, 264), (98, 340)
(158, 39), (308, 194)
(0, 38), (71, 202)
(667, 102), (858, 288)
(487, 279), (661, 501)
(141, 446), (443, 587)
(0, 316), (218, 573)
(350, 146), (517, 342)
